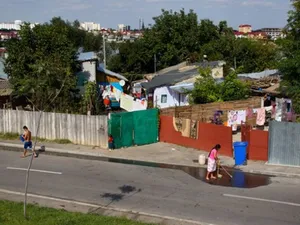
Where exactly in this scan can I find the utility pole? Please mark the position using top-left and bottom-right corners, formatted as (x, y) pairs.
(103, 35), (106, 69)
(24, 111), (43, 218)
(154, 54), (157, 74)
(234, 57), (237, 70)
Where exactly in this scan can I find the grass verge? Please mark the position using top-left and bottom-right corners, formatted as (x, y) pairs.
(0, 132), (72, 144)
(0, 200), (154, 225)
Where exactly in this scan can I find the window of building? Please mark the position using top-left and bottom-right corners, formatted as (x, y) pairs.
(161, 94), (167, 103)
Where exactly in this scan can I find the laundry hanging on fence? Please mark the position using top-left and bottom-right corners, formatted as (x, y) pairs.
(275, 98), (284, 122)
(120, 93), (134, 112)
(227, 110), (246, 129)
(132, 99), (148, 111)
(246, 108), (254, 118)
(246, 108), (256, 126)
(256, 108), (266, 126)
(112, 86), (122, 102)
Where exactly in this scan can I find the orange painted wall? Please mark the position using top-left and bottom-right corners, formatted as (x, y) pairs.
(241, 125), (269, 161)
(248, 130), (269, 161)
(159, 115), (233, 157)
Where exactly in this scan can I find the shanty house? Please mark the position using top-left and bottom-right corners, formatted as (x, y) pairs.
(141, 61), (226, 109)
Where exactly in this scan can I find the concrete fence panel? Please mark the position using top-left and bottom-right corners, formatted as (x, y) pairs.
(0, 109), (108, 148)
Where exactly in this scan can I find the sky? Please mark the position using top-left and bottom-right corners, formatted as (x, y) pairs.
(0, 0), (292, 30)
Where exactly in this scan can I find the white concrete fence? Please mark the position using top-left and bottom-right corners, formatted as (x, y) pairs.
(0, 109), (108, 148)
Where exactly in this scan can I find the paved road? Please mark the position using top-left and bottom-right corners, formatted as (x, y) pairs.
(0, 150), (300, 225)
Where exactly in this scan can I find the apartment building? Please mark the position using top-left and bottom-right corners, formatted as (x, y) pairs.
(0, 20), (37, 30)
(80, 22), (101, 31)
(259, 28), (285, 40)
(238, 24), (252, 33)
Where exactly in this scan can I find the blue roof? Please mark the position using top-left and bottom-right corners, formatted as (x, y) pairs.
(78, 52), (97, 61)
(97, 65), (128, 81)
(0, 58), (8, 80)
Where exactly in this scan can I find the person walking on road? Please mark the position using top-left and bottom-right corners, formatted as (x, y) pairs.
(21, 126), (37, 158)
(206, 144), (221, 180)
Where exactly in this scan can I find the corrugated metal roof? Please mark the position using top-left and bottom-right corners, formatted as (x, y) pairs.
(195, 60), (226, 68)
(78, 52), (97, 61)
(170, 78), (225, 93)
(97, 65), (128, 81)
(0, 88), (12, 96)
(0, 80), (12, 96)
(238, 69), (279, 79)
(141, 69), (198, 91)
(170, 83), (194, 93)
(0, 80), (10, 89)
(141, 61), (225, 91)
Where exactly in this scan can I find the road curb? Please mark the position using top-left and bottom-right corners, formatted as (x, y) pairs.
(1, 143), (299, 179)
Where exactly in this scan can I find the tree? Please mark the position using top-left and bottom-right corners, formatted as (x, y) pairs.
(82, 81), (102, 115)
(200, 36), (278, 74)
(49, 17), (102, 53)
(4, 22), (79, 112)
(278, 0), (300, 113)
(107, 9), (278, 77)
(189, 68), (250, 104)
(189, 68), (221, 104)
(220, 72), (250, 101)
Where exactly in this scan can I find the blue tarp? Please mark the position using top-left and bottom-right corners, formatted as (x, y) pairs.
(78, 52), (97, 61)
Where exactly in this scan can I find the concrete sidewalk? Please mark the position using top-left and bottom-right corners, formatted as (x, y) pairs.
(1, 139), (300, 178)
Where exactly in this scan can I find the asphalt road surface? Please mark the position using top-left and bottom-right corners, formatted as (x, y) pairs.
(0, 150), (300, 225)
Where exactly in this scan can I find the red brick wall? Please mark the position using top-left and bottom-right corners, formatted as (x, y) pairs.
(159, 115), (233, 157)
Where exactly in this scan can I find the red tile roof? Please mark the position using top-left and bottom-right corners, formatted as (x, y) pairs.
(239, 24), (251, 27)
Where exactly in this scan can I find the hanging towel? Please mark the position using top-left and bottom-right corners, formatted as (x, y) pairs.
(246, 108), (254, 118)
(256, 108), (266, 126)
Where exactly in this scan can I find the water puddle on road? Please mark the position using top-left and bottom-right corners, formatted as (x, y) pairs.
(106, 158), (272, 189)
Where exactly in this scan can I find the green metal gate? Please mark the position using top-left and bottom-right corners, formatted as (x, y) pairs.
(108, 109), (159, 148)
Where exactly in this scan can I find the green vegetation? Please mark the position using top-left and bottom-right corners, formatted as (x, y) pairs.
(3, 7), (299, 111)
(0, 132), (19, 140)
(189, 68), (250, 104)
(108, 9), (278, 75)
(4, 18), (103, 114)
(0, 132), (72, 144)
(0, 200), (153, 225)
(278, 0), (300, 113)
(82, 81), (103, 115)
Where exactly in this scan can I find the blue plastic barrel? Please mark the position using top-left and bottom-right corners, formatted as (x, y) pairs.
(233, 142), (248, 166)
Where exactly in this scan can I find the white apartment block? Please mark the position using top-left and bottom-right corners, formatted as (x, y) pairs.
(80, 22), (101, 31)
(260, 28), (285, 40)
(117, 24), (125, 32)
(0, 20), (37, 30)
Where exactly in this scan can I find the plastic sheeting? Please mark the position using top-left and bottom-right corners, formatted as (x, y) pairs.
(108, 109), (159, 148)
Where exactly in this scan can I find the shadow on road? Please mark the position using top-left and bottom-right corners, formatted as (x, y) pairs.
(96, 185), (142, 209)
